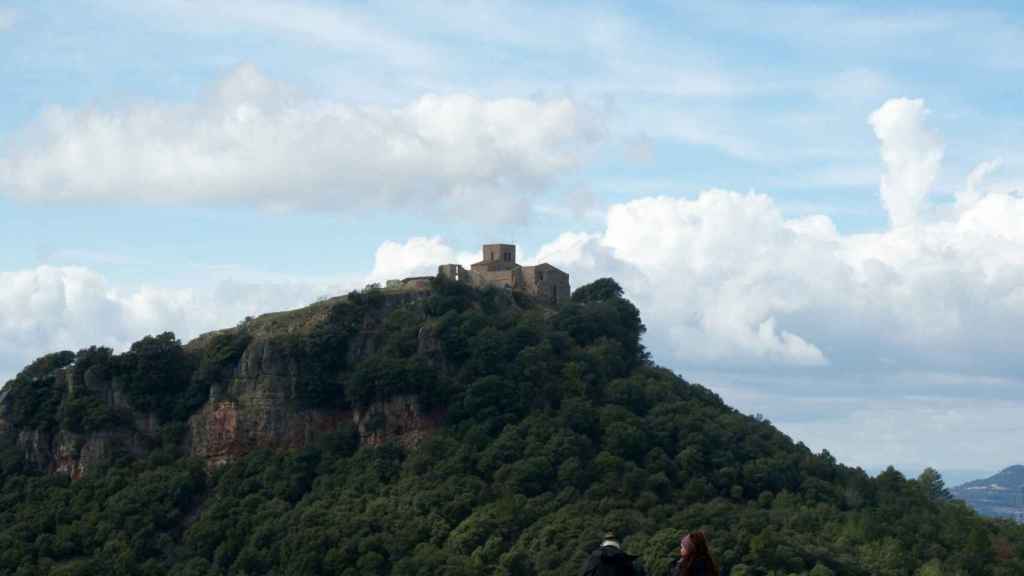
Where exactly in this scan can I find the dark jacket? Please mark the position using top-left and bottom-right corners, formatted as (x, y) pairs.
(582, 544), (644, 576)
(666, 557), (709, 576)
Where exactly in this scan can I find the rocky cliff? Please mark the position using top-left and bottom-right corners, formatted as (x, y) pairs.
(0, 285), (465, 476)
(0, 364), (156, 478)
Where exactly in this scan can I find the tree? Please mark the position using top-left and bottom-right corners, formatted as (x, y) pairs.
(809, 563), (835, 576)
(917, 468), (953, 503)
(117, 332), (191, 418)
(915, 559), (943, 576)
(571, 278), (625, 303)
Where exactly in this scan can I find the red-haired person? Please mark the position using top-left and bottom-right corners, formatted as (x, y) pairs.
(667, 532), (718, 576)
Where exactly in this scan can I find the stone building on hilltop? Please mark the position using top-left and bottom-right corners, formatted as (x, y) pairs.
(437, 243), (570, 305)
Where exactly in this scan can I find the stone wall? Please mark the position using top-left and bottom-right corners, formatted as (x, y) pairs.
(400, 277), (433, 289)
(474, 268), (519, 290)
(520, 264), (571, 305)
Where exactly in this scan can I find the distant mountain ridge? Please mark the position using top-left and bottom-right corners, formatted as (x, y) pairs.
(953, 465), (1024, 521)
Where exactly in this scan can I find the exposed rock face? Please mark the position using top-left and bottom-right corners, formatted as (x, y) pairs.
(15, 429), (51, 471)
(54, 429), (149, 480)
(16, 427), (149, 480)
(187, 325), (440, 463)
(188, 399), (351, 468)
(185, 290), (443, 468)
(188, 394), (442, 468)
(8, 366), (156, 479)
(4, 288), (447, 476)
(187, 322), (348, 468)
(353, 395), (443, 449)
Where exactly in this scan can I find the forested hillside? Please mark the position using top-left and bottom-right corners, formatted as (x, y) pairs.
(1, 278), (1022, 575)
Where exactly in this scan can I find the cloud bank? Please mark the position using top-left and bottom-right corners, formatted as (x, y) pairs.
(531, 99), (1024, 386)
(0, 66), (598, 220)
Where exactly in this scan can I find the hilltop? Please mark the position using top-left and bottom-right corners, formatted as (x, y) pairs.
(1, 278), (1023, 575)
(953, 466), (1024, 522)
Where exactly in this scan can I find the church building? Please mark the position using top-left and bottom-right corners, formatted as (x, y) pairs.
(437, 243), (570, 305)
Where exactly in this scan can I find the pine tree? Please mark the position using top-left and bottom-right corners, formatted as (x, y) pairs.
(917, 467), (953, 502)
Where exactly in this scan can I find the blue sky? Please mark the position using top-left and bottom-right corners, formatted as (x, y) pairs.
(2, 0), (1024, 479)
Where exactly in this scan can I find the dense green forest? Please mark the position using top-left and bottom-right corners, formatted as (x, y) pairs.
(1, 278), (1022, 575)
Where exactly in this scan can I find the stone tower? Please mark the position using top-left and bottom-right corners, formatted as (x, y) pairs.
(481, 243), (516, 264)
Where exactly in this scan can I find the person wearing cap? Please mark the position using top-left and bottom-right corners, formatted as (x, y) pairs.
(581, 530), (646, 575)
(666, 532), (718, 576)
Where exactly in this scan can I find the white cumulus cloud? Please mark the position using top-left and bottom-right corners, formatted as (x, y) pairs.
(521, 99), (1022, 470)
(539, 98), (1024, 379)
(548, 191), (833, 367)
(869, 98), (944, 228)
(960, 158), (1001, 209)
(0, 65), (599, 220)
(368, 236), (476, 283)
